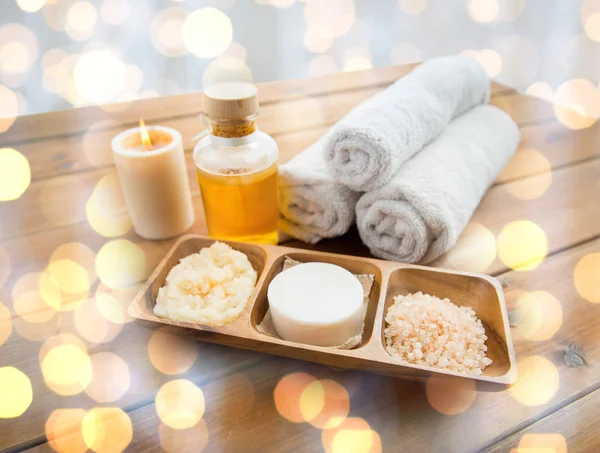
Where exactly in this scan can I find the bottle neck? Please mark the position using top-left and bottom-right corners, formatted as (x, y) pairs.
(209, 120), (256, 138)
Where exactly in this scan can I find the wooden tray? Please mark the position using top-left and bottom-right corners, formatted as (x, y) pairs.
(128, 235), (517, 390)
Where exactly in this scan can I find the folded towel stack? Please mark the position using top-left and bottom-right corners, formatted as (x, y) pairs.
(278, 56), (520, 262)
(278, 139), (360, 244)
(356, 105), (519, 263)
(324, 56), (491, 192)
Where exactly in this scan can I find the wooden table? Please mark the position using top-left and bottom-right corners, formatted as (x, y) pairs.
(1, 64), (599, 453)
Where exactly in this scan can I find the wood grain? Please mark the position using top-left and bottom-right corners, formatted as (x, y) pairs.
(486, 388), (600, 453)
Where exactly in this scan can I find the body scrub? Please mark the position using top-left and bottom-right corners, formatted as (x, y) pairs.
(154, 242), (257, 326)
(267, 262), (365, 347)
(384, 292), (492, 375)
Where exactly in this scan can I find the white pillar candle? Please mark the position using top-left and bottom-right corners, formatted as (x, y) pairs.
(112, 125), (195, 240)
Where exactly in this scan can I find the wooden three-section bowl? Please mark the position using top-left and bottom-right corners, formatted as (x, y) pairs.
(128, 235), (517, 391)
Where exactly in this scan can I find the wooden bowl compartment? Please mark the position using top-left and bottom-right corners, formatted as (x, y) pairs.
(250, 251), (382, 349)
(128, 235), (516, 388)
(131, 235), (268, 331)
(380, 267), (514, 379)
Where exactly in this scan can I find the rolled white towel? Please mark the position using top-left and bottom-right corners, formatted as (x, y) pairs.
(279, 139), (360, 244)
(356, 105), (520, 264)
(325, 56), (491, 192)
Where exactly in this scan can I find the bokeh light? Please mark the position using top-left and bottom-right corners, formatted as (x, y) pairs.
(526, 82), (554, 103)
(322, 417), (382, 453)
(86, 172), (132, 237)
(299, 379), (325, 423)
(574, 253), (600, 303)
(467, 0), (499, 22)
(100, 0), (131, 26)
(509, 355), (559, 406)
(73, 49), (125, 104)
(14, 291), (57, 323)
(17, 0), (46, 12)
(85, 352), (130, 403)
(398, 0), (427, 15)
(308, 55), (338, 77)
(66, 1), (98, 41)
(0, 84), (19, 133)
(461, 49), (503, 78)
(0, 367), (32, 418)
(12, 272), (44, 300)
(495, 0), (526, 21)
(40, 333), (87, 359)
(438, 222), (497, 273)
(51, 242), (97, 284)
(49, 259), (90, 295)
(46, 409), (88, 453)
(96, 239), (147, 290)
(156, 379), (206, 429)
(0, 23), (39, 80)
(517, 434), (568, 453)
(182, 8), (233, 59)
(344, 47), (373, 72)
(305, 0), (356, 38)
(0, 148), (31, 201)
(584, 13), (600, 41)
(222, 42), (247, 62)
(501, 148), (552, 200)
(514, 291), (563, 341)
(0, 302), (11, 347)
(304, 379), (350, 429)
(148, 327), (199, 375)
(203, 57), (253, 87)
(553, 78), (600, 130)
(74, 296), (123, 344)
(497, 220), (548, 271)
(39, 267), (73, 311)
(274, 372), (317, 423)
(150, 7), (189, 58)
(82, 408), (133, 453)
(41, 343), (93, 396)
(581, 0), (600, 23)
(390, 42), (420, 65)
(426, 375), (477, 415)
(96, 290), (131, 325)
(304, 25), (334, 53)
(12, 310), (59, 341)
(159, 420), (209, 453)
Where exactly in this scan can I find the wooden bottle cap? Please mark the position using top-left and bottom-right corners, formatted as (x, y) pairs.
(203, 82), (259, 121)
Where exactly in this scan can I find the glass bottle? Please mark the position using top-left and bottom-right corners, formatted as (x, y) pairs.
(193, 82), (279, 244)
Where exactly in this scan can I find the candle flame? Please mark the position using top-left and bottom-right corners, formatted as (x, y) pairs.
(140, 119), (153, 150)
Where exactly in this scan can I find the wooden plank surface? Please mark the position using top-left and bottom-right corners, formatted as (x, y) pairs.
(21, 237), (600, 453)
(0, 65), (598, 453)
(487, 388), (600, 453)
(0, 90), (551, 243)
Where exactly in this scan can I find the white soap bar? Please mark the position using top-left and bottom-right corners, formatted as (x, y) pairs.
(267, 262), (365, 347)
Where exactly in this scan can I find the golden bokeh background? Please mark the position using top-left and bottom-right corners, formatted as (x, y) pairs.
(0, 0), (597, 125)
(1, 1), (599, 451)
